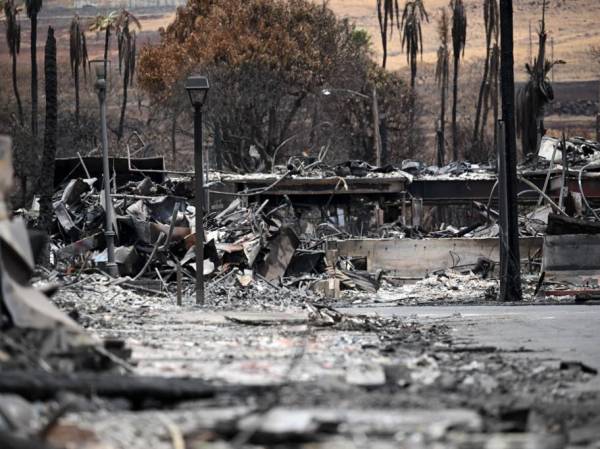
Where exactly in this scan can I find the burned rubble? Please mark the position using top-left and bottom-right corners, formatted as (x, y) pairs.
(2, 132), (600, 449)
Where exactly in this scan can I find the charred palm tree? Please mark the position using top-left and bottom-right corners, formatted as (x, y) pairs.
(480, 43), (500, 156)
(4, 0), (23, 125)
(70, 15), (88, 125)
(435, 8), (450, 166)
(377, 0), (400, 68)
(472, 0), (498, 147)
(516, 0), (564, 156)
(450, 0), (467, 161)
(400, 0), (429, 89)
(116, 12), (140, 139)
(89, 10), (118, 76)
(25, 0), (42, 136)
(38, 26), (57, 236)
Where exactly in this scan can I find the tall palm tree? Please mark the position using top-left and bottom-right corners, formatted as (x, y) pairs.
(4, 0), (24, 125)
(377, 0), (399, 68)
(25, 0), (42, 136)
(450, 0), (467, 161)
(516, 0), (564, 156)
(116, 11), (140, 139)
(38, 26), (57, 235)
(400, 0), (429, 89)
(472, 0), (498, 147)
(435, 8), (450, 167)
(89, 10), (119, 76)
(70, 14), (88, 125)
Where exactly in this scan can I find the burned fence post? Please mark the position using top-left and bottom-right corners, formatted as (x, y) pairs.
(499, 0), (522, 301)
(91, 59), (118, 277)
(185, 75), (210, 306)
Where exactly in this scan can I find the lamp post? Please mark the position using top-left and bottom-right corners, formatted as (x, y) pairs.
(90, 59), (118, 277)
(321, 87), (383, 166)
(185, 75), (210, 305)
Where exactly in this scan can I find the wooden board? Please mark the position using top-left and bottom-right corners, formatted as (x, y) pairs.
(329, 237), (543, 277)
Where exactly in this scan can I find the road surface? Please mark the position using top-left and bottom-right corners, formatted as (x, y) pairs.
(344, 304), (600, 388)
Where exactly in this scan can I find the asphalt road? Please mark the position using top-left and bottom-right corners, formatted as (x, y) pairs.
(343, 304), (600, 389)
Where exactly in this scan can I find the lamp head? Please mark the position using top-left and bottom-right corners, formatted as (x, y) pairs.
(185, 75), (210, 108)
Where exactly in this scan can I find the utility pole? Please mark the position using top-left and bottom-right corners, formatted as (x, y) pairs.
(498, 0), (522, 301)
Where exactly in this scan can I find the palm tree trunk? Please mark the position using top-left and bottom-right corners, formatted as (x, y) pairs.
(75, 65), (80, 125)
(438, 62), (448, 166)
(39, 26), (57, 237)
(452, 55), (459, 161)
(473, 47), (491, 145)
(12, 51), (24, 125)
(30, 13), (38, 136)
(491, 45), (499, 152)
(171, 110), (177, 161)
(103, 27), (110, 76)
(118, 69), (129, 139)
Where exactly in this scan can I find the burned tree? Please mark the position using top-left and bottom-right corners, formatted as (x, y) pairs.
(435, 8), (450, 167)
(516, 0), (564, 156)
(38, 26), (57, 235)
(400, 0), (429, 89)
(69, 14), (88, 126)
(4, 0), (23, 125)
(25, 0), (42, 136)
(138, 0), (378, 172)
(450, 0), (467, 161)
(376, 0), (399, 68)
(89, 10), (118, 80)
(472, 0), (498, 152)
(116, 12), (140, 140)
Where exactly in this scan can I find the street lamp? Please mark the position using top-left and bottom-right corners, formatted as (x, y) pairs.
(185, 75), (210, 305)
(321, 87), (383, 167)
(90, 59), (118, 277)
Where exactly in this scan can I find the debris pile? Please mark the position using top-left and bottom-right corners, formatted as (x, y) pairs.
(0, 137), (129, 375)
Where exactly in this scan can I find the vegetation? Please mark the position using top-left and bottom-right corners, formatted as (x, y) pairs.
(1, 0), (575, 193)
(138, 0), (419, 170)
(472, 0), (498, 154)
(4, 0), (23, 125)
(400, 0), (428, 89)
(516, 0), (564, 156)
(25, 0), (42, 136)
(450, 0), (467, 161)
(69, 14), (88, 125)
(376, 0), (399, 69)
(116, 11), (140, 139)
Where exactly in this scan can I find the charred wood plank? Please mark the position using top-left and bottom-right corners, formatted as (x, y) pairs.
(0, 371), (266, 403)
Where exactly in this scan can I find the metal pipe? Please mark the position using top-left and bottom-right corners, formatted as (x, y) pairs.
(97, 78), (118, 277)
